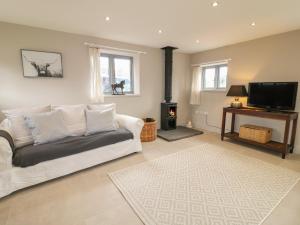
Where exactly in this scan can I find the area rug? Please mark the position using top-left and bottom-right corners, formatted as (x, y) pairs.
(109, 144), (300, 225)
(157, 126), (203, 141)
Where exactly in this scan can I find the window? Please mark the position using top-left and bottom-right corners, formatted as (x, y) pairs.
(202, 64), (228, 90)
(100, 53), (134, 94)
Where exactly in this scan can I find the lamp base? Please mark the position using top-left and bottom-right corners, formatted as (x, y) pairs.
(230, 101), (243, 108)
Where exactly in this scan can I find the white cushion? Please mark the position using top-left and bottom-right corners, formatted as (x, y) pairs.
(25, 110), (70, 145)
(85, 109), (117, 135)
(87, 103), (118, 128)
(53, 104), (87, 136)
(87, 103), (116, 114)
(2, 105), (51, 148)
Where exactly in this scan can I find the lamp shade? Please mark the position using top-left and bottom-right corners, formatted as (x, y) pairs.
(226, 85), (248, 97)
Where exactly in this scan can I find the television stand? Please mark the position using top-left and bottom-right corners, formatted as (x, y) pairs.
(264, 108), (289, 113)
(221, 107), (298, 159)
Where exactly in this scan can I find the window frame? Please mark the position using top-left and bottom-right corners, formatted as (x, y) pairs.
(100, 53), (134, 94)
(202, 64), (228, 91)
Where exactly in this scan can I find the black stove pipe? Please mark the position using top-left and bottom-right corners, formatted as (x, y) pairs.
(161, 46), (178, 103)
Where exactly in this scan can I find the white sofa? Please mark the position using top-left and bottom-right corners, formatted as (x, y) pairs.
(0, 113), (144, 198)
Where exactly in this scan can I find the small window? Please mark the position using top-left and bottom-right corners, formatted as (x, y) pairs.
(100, 53), (134, 94)
(202, 64), (228, 90)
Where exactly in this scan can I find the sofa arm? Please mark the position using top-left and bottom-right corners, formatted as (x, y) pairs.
(116, 114), (144, 140)
(0, 136), (13, 171)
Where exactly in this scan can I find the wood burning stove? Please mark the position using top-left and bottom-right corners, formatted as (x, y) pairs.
(161, 46), (178, 130)
(161, 102), (177, 130)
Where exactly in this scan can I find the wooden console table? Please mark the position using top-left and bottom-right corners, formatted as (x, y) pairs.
(221, 107), (298, 159)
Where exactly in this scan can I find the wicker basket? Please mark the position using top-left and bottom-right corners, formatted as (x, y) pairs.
(141, 118), (157, 142)
(239, 124), (272, 144)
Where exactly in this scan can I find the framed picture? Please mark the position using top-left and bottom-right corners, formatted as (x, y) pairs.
(21, 49), (63, 78)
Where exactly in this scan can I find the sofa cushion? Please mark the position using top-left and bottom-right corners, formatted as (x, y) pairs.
(25, 110), (70, 145)
(87, 103), (119, 128)
(88, 103), (116, 114)
(85, 108), (117, 135)
(13, 128), (133, 167)
(2, 105), (51, 148)
(53, 104), (87, 136)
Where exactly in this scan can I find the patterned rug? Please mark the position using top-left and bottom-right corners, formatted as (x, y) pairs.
(109, 144), (299, 225)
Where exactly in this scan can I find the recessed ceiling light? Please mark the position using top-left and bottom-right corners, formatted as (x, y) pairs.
(158, 29), (163, 34)
(212, 1), (219, 7)
(105, 16), (110, 21)
(196, 40), (200, 44)
(251, 22), (256, 26)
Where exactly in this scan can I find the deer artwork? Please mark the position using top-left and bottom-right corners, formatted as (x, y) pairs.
(23, 55), (58, 77)
(111, 80), (125, 95)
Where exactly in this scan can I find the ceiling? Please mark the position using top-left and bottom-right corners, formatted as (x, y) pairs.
(0, 0), (300, 53)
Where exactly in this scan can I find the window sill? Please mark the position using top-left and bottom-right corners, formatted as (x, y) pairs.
(104, 94), (141, 97)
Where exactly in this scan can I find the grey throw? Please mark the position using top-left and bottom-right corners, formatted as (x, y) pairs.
(13, 128), (133, 167)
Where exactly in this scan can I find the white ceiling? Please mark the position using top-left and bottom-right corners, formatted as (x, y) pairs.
(0, 0), (300, 53)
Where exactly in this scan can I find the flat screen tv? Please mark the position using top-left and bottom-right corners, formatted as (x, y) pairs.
(248, 82), (298, 110)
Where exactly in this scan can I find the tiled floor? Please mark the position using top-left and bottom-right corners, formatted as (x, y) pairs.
(1, 132), (300, 225)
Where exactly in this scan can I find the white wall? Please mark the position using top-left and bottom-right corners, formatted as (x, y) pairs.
(173, 53), (192, 125)
(191, 30), (300, 153)
(0, 22), (191, 127)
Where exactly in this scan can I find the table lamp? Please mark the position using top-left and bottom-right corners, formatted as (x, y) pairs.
(226, 85), (248, 108)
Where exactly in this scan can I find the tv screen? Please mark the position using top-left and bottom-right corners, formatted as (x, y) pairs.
(248, 82), (298, 110)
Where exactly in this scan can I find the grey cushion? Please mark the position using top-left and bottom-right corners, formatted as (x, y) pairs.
(13, 128), (133, 167)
